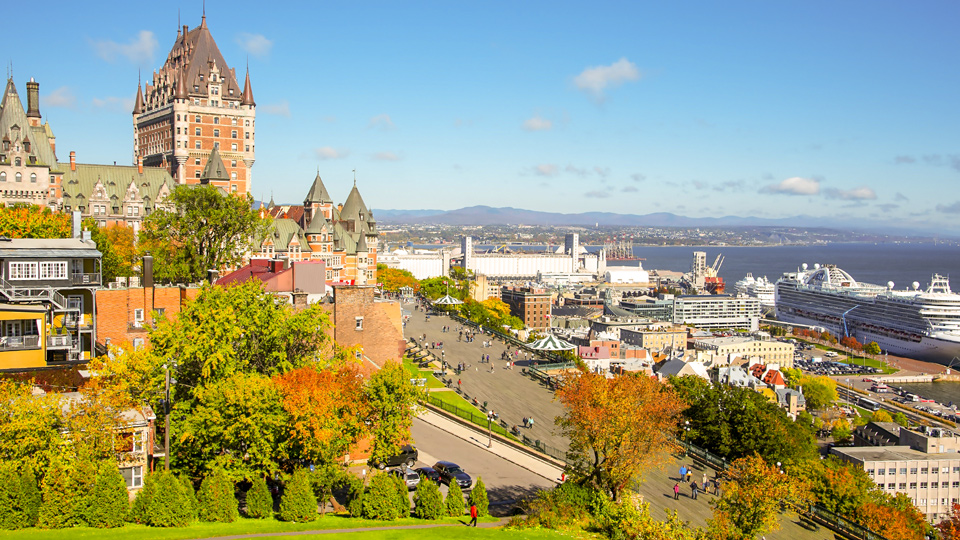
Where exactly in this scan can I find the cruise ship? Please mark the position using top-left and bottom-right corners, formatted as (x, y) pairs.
(735, 273), (776, 309)
(775, 264), (960, 365)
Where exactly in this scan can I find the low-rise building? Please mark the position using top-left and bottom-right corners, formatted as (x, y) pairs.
(693, 336), (794, 368)
(672, 294), (761, 331)
(832, 426), (960, 522)
(621, 325), (688, 352)
(501, 285), (551, 329)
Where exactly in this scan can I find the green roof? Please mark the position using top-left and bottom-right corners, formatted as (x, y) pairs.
(59, 163), (174, 212)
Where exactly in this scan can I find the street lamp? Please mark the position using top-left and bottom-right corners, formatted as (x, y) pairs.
(682, 420), (691, 455)
(486, 410), (497, 448)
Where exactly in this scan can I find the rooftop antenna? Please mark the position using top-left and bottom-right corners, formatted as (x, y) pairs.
(353, 168), (356, 186)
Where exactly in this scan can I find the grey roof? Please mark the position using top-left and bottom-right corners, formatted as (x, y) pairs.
(166, 17), (241, 99)
(200, 146), (230, 182)
(831, 445), (944, 463)
(59, 163), (174, 213)
(0, 238), (101, 258)
(655, 359), (689, 378)
(0, 78), (61, 173)
(261, 218), (306, 250)
(304, 172), (333, 204)
(775, 387), (806, 406)
(604, 303), (638, 319)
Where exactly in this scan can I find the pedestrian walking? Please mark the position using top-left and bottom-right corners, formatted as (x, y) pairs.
(468, 503), (478, 526)
(529, 417), (535, 428)
(702, 473), (708, 490)
(457, 379), (462, 389)
(685, 467), (692, 483)
(714, 478), (722, 497)
(679, 465), (687, 481)
(673, 482), (680, 500)
(522, 417), (528, 427)
(691, 482), (698, 500)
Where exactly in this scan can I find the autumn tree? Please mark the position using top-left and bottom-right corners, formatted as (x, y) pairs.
(275, 365), (367, 466)
(938, 503), (960, 540)
(711, 454), (811, 539)
(864, 341), (882, 356)
(556, 370), (685, 501)
(0, 204), (71, 239)
(859, 492), (929, 540)
(138, 184), (269, 283)
(0, 380), (63, 476)
(104, 223), (137, 277)
(785, 372), (837, 411)
(365, 362), (423, 465)
(791, 456), (875, 517)
(376, 264), (418, 293)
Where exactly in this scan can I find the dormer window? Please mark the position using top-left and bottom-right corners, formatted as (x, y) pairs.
(199, 74), (204, 81)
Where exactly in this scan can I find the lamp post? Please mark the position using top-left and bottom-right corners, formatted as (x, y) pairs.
(682, 420), (691, 456)
(487, 410), (497, 448)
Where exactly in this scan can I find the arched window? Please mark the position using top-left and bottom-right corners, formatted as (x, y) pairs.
(30, 173), (36, 183)
(15, 173), (22, 182)
(0, 172), (5, 182)
(15, 157), (21, 166)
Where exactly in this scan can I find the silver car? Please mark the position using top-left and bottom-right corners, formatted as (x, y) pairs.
(389, 466), (421, 490)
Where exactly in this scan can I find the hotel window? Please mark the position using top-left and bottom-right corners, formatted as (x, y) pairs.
(213, 129), (220, 137)
(878, 469), (885, 475)
(231, 160), (237, 167)
(245, 132), (250, 139)
(0, 172), (4, 181)
(15, 172), (22, 182)
(231, 143), (237, 151)
(9, 262), (38, 280)
(213, 117), (219, 124)
(911, 467), (918, 474)
(921, 482), (928, 488)
(195, 115), (201, 123)
(194, 98), (200, 105)
(231, 172), (237, 181)
(120, 466), (143, 488)
(195, 140), (201, 149)
(231, 130), (237, 138)
(30, 173), (36, 183)
(231, 184), (237, 193)
(245, 120), (250, 126)
(39, 262), (67, 280)
(133, 337), (145, 349)
(195, 158), (201, 165)
(921, 467), (929, 474)
(943, 482), (950, 488)
(899, 483), (906, 489)
(245, 145), (250, 152)
(900, 468), (907, 474)
(195, 127), (201, 136)
(910, 482), (917, 489)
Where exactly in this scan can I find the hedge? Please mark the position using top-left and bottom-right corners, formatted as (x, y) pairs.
(468, 476), (489, 517)
(245, 476), (273, 519)
(279, 469), (317, 523)
(197, 469), (238, 523)
(444, 480), (464, 517)
(413, 478), (443, 519)
(84, 462), (129, 528)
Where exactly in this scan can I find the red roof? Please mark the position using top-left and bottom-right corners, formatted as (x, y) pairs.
(217, 258), (284, 287)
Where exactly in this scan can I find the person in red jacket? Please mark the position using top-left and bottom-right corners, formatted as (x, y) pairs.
(469, 503), (478, 527)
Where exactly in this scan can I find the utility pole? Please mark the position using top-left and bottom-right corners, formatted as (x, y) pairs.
(164, 363), (171, 471)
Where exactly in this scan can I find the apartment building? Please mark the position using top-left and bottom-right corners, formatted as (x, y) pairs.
(672, 294), (761, 331)
(693, 336), (795, 368)
(501, 285), (552, 329)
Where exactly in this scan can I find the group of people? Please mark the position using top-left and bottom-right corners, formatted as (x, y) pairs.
(673, 465), (722, 500)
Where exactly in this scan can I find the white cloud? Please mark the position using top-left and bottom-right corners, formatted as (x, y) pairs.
(573, 58), (640, 100)
(43, 86), (76, 109)
(373, 151), (401, 161)
(522, 115), (552, 131)
(935, 201), (960, 214)
(535, 164), (558, 176)
(621, 186), (638, 193)
(315, 147), (349, 160)
(565, 164), (588, 177)
(631, 173), (646, 182)
(824, 186), (877, 201)
(760, 176), (820, 196)
(236, 33), (273, 58)
(260, 101), (290, 117)
(593, 166), (611, 179)
(585, 190), (610, 198)
(91, 96), (135, 113)
(369, 114), (395, 130)
(91, 30), (158, 64)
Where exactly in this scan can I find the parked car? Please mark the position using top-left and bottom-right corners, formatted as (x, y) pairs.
(433, 461), (472, 489)
(415, 466), (441, 484)
(389, 466), (421, 490)
(373, 444), (418, 469)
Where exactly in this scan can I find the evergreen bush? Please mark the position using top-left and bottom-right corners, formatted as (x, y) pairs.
(0, 462), (28, 530)
(468, 476), (489, 517)
(392, 474), (410, 519)
(19, 467), (40, 528)
(129, 471), (155, 524)
(84, 462), (129, 528)
(38, 458), (78, 529)
(146, 470), (192, 527)
(180, 475), (198, 521)
(197, 469), (239, 523)
(245, 476), (273, 519)
(444, 481), (464, 517)
(361, 473), (403, 520)
(279, 469), (317, 523)
(71, 460), (98, 526)
(346, 475), (365, 518)
(413, 477), (443, 519)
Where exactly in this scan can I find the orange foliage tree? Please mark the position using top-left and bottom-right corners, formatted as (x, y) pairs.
(0, 204), (71, 238)
(859, 495), (927, 540)
(275, 365), (368, 466)
(555, 370), (685, 501)
(939, 502), (960, 540)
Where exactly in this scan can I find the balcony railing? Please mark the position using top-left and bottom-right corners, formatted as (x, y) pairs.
(71, 273), (101, 286)
(46, 334), (73, 349)
(0, 335), (41, 350)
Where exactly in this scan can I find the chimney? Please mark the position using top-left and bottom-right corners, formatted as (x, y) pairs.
(25, 78), (40, 125)
(69, 151), (76, 171)
(138, 156), (144, 174)
(71, 211), (82, 239)
(207, 269), (219, 284)
(143, 254), (154, 289)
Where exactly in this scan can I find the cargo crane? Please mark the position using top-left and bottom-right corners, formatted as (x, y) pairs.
(704, 254), (726, 294)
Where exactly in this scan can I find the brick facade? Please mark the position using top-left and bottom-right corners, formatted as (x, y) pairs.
(321, 285), (405, 369)
(96, 286), (200, 348)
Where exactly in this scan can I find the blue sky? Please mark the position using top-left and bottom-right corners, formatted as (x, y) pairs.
(7, 1), (960, 230)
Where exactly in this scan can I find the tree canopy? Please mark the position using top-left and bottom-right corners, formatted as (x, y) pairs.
(139, 185), (269, 283)
(0, 204), (71, 239)
(376, 264), (417, 293)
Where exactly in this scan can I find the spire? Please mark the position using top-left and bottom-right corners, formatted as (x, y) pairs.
(174, 69), (187, 99)
(241, 66), (255, 106)
(133, 74), (144, 114)
(200, 146), (230, 184)
(304, 171), (333, 204)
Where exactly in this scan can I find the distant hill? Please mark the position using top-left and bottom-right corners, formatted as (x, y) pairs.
(371, 205), (950, 237)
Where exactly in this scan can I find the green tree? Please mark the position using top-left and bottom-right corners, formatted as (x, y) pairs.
(37, 458), (78, 529)
(413, 477), (443, 519)
(0, 204), (71, 238)
(245, 476), (273, 519)
(83, 219), (124, 283)
(0, 380), (64, 478)
(146, 470), (193, 527)
(864, 342), (882, 356)
(444, 481), (464, 517)
(19, 467), (40, 528)
(139, 185), (269, 283)
(871, 409), (893, 423)
(180, 475), (198, 521)
(197, 468), (239, 523)
(362, 473), (405, 521)
(392, 474), (410, 519)
(468, 477), (489, 517)
(365, 362), (422, 465)
(83, 462), (129, 528)
(0, 462), (30, 530)
(279, 469), (317, 523)
(174, 372), (288, 481)
(129, 471), (156, 524)
(893, 412), (909, 427)
(792, 457), (876, 517)
(832, 420), (853, 443)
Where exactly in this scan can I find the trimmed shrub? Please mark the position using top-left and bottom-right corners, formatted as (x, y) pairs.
(129, 471), (156, 524)
(146, 470), (192, 527)
(361, 472), (404, 520)
(392, 474), (410, 519)
(20, 467), (40, 528)
(444, 481), (464, 517)
(468, 476), (489, 517)
(279, 469), (317, 523)
(0, 462), (29, 530)
(71, 460), (98, 526)
(346, 474), (365, 518)
(197, 469), (238, 523)
(413, 478), (443, 519)
(180, 475), (198, 521)
(245, 476), (273, 519)
(84, 462), (129, 528)
(38, 459), (78, 529)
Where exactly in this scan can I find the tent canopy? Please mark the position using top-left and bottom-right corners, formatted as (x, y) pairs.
(529, 334), (576, 351)
(432, 295), (463, 305)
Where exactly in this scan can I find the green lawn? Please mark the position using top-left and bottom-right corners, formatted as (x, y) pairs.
(838, 356), (897, 374)
(401, 356), (445, 389)
(0, 515), (506, 540)
(425, 391), (517, 440)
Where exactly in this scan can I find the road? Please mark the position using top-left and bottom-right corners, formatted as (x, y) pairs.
(410, 417), (556, 510)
